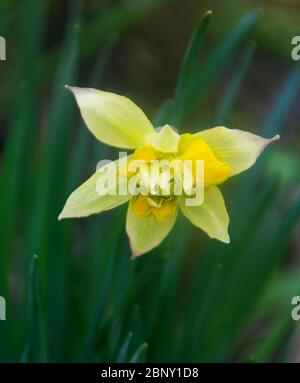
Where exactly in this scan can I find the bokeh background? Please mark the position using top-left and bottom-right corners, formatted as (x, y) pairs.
(0, 0), (300, 363)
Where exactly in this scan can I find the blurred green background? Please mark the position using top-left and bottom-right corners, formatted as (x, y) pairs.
(0, 0), (300, 363)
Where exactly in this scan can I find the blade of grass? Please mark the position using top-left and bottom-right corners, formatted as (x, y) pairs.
(22, 2), (81, 360)
(199, 192), (300, 362)
(182, 10), (261, 123)
(175, 10), (212, 126)
(116, 332), (133, 363)
(0, 83), (29, 294)
(129, 343), (148, 363)
(214, 41), (255, 124)
(44, 23), (80, 362)
(81, 209), (125, 362)
(0, 0), (46, 361)
(236, 63), (300, 205)
(20, 255), (47, 362)
(153, 99), (175, 127)
(247, 315), (293, 363)
(263, 64), (300, 137)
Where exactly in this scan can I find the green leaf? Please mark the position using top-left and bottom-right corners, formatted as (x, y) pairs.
(248, 316), (293, 363)
(153, 99), (175, 127)
(237, 63), (300, 201)
(116, 332), (133, 363)
(0, 0), (46, 361)
(182, 10), (261, 123)
(21, 255), (47, 363)
(129, 343), (148, 363)
(263, 63), (300, 136)
(175, 10), (212, 125)
(215, 41), (255, 124)
(25, 6), (81, 361)
(81, 210), (125, 362)
(0, 83), (29, 294)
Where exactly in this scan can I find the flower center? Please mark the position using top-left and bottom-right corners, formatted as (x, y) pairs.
(131, 195), (176, 221)
(128, 134), (232, 220)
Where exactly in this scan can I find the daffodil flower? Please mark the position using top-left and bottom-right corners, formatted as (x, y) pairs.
(59, 86), (279, 257)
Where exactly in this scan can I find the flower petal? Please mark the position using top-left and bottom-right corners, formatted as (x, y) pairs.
(178, 134), (232, 187)
(146, 124), (180, 153)
(178, 186), (230, 243)
(58, 159), (130, 219)
(195, 126), (280, 176)
(126, 201), (177, 257)
(67, 86), (155, 149)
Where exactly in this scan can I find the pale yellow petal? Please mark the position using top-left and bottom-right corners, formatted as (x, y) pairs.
(126, 201), (177, 257)
(58, 159), (130, 219)
(67, 86), (154, 149)
(146, 124), (180, 153)
(195, 126), (280, 176)
(178, 186), (230, 243)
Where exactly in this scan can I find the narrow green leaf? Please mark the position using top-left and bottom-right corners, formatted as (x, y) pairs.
(21, 255), (47, 363)
(81, 210), (125, 361)
(237, 63), (300, 202)
(0, 83), (29, 294)
(247, 315), (292, 363)
(20, 0), (46, 83)
(182, 10), (261, 122)
(263, 63), (300, 136)
(153, 99), (175, 127)
(116, 332), (133, 363)
(0, 0), (46, 294)
(129, 343), (148, 363)
(23, 4), (82, 360)
(175, 10), (212, 125)
(215, 41), (255, 124)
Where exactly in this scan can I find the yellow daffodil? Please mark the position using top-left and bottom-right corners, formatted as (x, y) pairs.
(59, 86), (279, 257)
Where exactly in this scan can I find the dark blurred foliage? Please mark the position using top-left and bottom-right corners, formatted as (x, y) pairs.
(0, 0), (300, 363)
